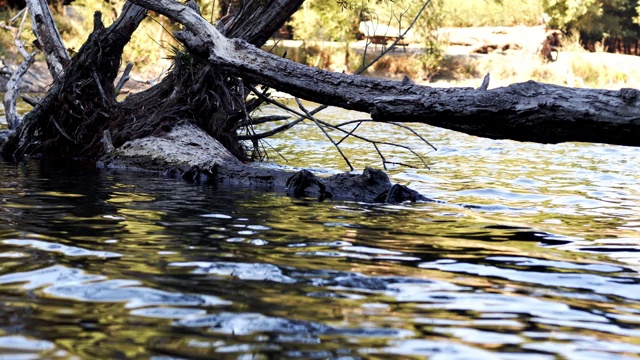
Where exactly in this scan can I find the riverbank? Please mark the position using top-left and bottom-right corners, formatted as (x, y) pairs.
(264, 26), (640, 90)
(3, 26), (640, 93)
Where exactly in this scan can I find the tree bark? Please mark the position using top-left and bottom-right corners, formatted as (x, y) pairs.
(3, 50), (36, 130)
(130, 0), (640, 148)
(25, 0), (69, 78)
(2, 3), (148, 158)
(4, 0), (640, 166)
(220, 0), (304, 46)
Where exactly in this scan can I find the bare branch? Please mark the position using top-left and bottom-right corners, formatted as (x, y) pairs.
(50, 116), (76, 143)
(335, 119), (437, 151)
(25, 0), (70, 78)
(357, 0), (432, 74)
(21, 94), (40, 107)
(115, 63), (133, 96)
(3, 51), (36, 130)
(92, 70), (109, 104)
(2, 8), (37, 130)
(296, 98), (354, 171)
(234, 115), (290, 131)
(312, 117), (430, 169)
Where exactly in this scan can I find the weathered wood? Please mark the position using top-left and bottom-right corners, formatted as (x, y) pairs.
(2, 3), (148, 158)
(25, 0), (69, 78)
(3, 50), (36, 130)
(220, 0), (304, 47)
(1, 8), (36, 130)
(130, 0), (640, 148)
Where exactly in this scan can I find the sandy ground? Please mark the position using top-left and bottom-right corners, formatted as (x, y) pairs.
(4, 26), (640, 93)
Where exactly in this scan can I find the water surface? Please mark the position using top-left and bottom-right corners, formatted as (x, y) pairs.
(0, 104), (639, 359)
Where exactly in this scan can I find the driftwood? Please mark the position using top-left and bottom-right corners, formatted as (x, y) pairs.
(100, 122), (426, 203)
(131, 0), (640, 148)
(3, 0), (640, 204)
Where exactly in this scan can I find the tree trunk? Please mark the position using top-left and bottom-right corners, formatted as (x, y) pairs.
(3, 0), (640, 165)
(2, 2), (147, 158)
(130, 0), (640, 148)
(2, 0), (304, 161)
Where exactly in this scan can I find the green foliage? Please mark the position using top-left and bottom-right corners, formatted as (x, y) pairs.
(290, 0), (362, 42)
(414, 0), (445, 79)
(437, 0), (542, 27)
(543, 0), (596, 31)
(543, 0), (640, 50)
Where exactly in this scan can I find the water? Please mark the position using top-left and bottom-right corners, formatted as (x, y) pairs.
(1, 103), (640, 359)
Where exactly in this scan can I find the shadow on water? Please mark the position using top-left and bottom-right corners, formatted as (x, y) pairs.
(0, 104), (639, 358)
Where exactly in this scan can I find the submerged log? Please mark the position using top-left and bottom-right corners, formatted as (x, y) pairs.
(100, 122), (426, 203)
(4, 0), (640, 204)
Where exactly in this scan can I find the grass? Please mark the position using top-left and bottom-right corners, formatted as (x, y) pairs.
(437, 0), (543, 27)
(3, 0), (638, 91)
(266, 37), (640, 89)
(1, 1), (177, 80)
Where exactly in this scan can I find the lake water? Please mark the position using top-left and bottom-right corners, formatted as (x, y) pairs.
(1, 103), (640, 359)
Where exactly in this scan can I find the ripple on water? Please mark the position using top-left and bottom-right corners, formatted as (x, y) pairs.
(170, 261), (297, 283)
(419, 259), (640, 301)
(0, 335), (62, 359)
(1, 133), (640, 359)
(175, 311), (413, 339)
(2, 239), (121, 258)
(0, 265), (230, 309)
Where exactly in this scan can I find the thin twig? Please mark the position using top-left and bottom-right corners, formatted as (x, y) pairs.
(295, 98), (353, 171)
(314, 117), (430, 169)
(244, 93), (430, 169)
(336, 120), (363, 145)
(9, 7), (27, 24)
(373, 142), (386, 170)
(50, 116), (76, 143)
(238, 84), (315, 140)
(357, 0), (432, 74)
(21, 94), (39, 107)
(234, 115), (290, 131)
(335, 118), (437, 151)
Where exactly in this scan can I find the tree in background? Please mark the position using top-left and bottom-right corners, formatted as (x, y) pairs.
(543, 0), (640, 54)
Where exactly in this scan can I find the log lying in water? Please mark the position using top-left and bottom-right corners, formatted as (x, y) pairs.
(5, 0), (639, 205)
(99, 122), (427, 203)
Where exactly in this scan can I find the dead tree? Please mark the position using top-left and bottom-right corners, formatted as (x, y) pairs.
(2, 0), (640, 167)
(2, 0), (304, 160)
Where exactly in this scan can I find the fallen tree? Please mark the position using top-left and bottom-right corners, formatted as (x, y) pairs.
(1, 0), (639, 202)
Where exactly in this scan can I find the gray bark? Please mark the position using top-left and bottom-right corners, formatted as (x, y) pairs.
(3, 50), (36, 130)
(25, 0), (70, 78)
(130, 0), (640, 148)
(1, 9), (37, 130)
(220, 0), (303, 46)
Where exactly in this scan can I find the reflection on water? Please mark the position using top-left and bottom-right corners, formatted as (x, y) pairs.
(0, 105), (639, 359)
